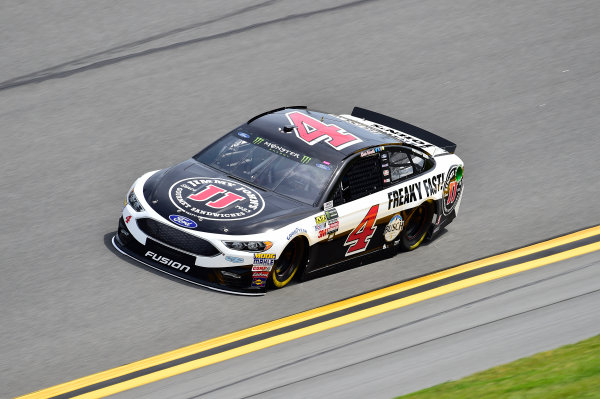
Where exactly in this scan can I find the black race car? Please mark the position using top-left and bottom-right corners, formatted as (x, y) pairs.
(113, 106), (464, 295)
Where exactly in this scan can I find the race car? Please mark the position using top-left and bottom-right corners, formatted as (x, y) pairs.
(113, 106), (464, 295)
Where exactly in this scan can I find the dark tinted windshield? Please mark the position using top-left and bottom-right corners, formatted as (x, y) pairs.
(194, 132), (335, 205)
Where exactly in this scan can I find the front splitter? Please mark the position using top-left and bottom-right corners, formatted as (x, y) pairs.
(112, 236), (266, 296)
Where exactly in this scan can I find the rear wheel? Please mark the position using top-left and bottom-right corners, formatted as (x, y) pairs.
(399, 202), (433, 251)
(270, 238), (306, 288)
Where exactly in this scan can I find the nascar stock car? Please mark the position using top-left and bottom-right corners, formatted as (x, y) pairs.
(113, 106), (464, 295)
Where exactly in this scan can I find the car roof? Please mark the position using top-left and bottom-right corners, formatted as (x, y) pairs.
(245, 107), (397, 164)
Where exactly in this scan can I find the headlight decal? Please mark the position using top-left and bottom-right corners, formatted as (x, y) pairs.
(128, 190), (145, 212)
(223, 241), (273, 252)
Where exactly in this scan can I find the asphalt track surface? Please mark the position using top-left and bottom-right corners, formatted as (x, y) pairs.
(1, 0), (599, 397)
(113, 250), (600, 399)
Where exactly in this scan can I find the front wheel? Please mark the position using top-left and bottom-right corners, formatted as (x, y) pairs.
(398, 202), (433, 251)
(270, 238), (306, 288)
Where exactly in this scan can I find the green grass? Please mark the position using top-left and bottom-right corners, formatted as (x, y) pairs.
(397, 334), (600, 399)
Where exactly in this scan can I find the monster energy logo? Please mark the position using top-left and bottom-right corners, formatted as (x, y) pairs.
(253, 137), (265, 145)
(301, 155), (311, 164)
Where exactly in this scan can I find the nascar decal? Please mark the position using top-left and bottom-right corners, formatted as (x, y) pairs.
(326, 220), (339, 234)
(344, 205), (378, 256)
(443, 165), (463, 215)
(384, 214), (404, 242)
(169, 177), (265, 221)
(285, 111), (362, 150)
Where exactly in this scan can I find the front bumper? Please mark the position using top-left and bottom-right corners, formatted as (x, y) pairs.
(113, 217), (266, 295)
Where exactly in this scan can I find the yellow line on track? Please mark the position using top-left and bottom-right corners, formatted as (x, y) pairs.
(73, 241), (600, 399)
(18, 225), (600, 399)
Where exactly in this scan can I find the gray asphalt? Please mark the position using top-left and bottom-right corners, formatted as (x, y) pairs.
(1, 0), (599, 397)
(114, 251), (600, 399)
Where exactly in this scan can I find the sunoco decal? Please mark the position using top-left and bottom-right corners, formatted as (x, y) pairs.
(168, 215), (198, 229)
(384, 214), (404, 242)
(169, 177), (265, 221)
(442, 166), (463, 215)
(252, 277), (267, 288)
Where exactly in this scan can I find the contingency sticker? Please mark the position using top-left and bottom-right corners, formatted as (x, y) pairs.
(251, 277), (267, 288)
(253, 253), (276, 268)
(315, 214), (327, 224)
(384, 214), (404, 242)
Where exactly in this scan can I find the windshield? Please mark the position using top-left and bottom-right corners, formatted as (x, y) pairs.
(194, 131), (335, 205)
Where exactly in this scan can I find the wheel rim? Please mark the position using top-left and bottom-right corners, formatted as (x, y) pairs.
(404, 206), (427, 241)
(273, 240), (302, 287)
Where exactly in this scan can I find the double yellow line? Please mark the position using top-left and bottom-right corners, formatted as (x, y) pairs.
(19, 225), (600, 399)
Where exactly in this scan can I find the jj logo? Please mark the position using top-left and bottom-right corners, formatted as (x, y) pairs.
(170, 177), (265, 221)
(188, 184), (244, 209)
(446, 181), (458, 205)
(442, 165), (463, 215)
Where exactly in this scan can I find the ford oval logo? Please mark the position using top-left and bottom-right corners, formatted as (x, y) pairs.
(237, 132), (250, 139)
(168, 215), (198, 229)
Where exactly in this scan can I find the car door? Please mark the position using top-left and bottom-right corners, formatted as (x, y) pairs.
(306, 152), (386, 271)
(306, 146), (435, 273)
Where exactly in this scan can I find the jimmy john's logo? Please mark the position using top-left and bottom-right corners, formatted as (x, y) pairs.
(443, 165), (463, 215)
(169, 177), (265, 221)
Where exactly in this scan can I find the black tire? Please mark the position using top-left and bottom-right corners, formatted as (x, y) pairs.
(399, 202), (433, 251)
(270, 238), (306, 288)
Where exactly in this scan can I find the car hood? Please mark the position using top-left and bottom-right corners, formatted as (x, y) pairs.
(142, 159), (317, 235)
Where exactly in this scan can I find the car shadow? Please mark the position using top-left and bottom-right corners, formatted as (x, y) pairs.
(301, 227), (449, 282)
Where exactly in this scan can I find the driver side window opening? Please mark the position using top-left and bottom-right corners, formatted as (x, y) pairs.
(331, 156), (383, 205)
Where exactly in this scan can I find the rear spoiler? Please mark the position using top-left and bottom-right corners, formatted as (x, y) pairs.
(351, 107), (457, 154)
